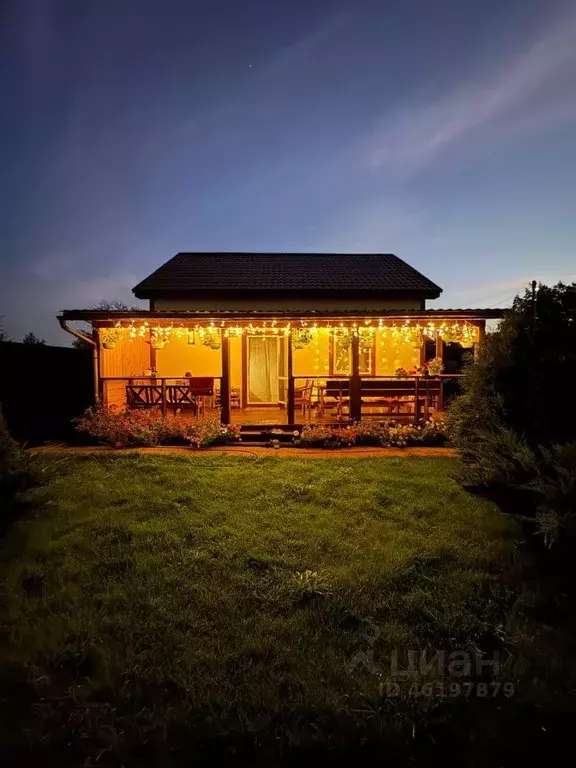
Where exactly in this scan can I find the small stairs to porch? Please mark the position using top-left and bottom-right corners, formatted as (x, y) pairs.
(238, 424), (314, 445)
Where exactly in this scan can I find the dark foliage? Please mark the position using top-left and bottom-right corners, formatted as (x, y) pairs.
(0, 407), (37, 514)
(0, 342), (93, 445)
(71, 300), (143, 348)
(22, 333), (46, 345)
(447, 282), (576, 541)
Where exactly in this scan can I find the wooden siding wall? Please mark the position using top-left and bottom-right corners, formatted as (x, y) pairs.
(153, 297), (424, 311)
(99, 335), (151, 378)
(99, 334), (150, 410)
(155, 337), (222, 378)
(102, 379), (127, 409)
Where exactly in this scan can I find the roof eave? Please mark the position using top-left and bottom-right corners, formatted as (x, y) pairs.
(59, 307), (505, 322)
(132, 287), (443, 300)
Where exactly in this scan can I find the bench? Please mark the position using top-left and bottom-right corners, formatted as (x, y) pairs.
(320, 378), (443, 421)
(360, 378), (442, 419)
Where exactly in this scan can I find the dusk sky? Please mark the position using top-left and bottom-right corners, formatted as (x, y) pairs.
(1, 0), (576, 345)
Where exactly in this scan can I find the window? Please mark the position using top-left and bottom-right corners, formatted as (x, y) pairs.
(331, 336), (374, 375)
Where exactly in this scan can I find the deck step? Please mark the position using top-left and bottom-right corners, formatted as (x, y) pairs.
(239, 428), (296, 444)
(238, 425), (304, 444)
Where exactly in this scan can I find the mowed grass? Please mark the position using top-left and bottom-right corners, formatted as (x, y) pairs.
(1, 454), (521, 764)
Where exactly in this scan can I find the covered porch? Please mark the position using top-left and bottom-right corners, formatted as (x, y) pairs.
(59, 309), (501, 426)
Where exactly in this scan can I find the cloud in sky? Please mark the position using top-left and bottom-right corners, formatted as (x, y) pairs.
(364, 4), (576, 176)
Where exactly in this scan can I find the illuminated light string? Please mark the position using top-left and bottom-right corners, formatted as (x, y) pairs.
(98, 319), (479, 348)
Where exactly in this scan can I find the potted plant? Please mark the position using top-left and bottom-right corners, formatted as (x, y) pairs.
(293, 328), (313, 349)
(99, 328), (120, 350)
(202, 330), (221, 350)
(426, 356), (444, 376)
(150, 333), (165, 350)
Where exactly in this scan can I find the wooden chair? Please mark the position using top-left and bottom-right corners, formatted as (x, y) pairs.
(322, 380), (350, 420)
(188, 377), (215, 415)
(294, 379), (313, 420)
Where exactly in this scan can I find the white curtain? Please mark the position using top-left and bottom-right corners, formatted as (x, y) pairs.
(249, 338), (277, 402)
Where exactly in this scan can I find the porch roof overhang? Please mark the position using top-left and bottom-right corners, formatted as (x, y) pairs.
(59, 308), (505, 323)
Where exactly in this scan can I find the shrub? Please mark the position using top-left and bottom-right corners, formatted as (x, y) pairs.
(298, 419), (448, 449)
(447, 282), (576, 460)
(379, 423), (419, 448)
(73, 405), (241, 449)
(299, 425), (356, 448)
(348, 421), (389, 446)
(418, 417), (449, 446)
(0, 406), (36, 502)
(529, 443), (576, 545)
(74, 406), (166, 448)
(178, 415), (241, 449)
(446, 282), (576, 543)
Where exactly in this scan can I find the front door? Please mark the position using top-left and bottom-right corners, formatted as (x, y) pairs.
(247, 336), (279, 404)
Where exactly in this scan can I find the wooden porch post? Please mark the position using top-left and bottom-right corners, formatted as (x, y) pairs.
(414, 376), (421, 424)
(350, 332), (362, 421)
(474, 321), (486, 359)
(287, 333), (295, 425)
(93, 328), (102, 404)
(435, 331), (444, 360)
(221, 333), (231, 424)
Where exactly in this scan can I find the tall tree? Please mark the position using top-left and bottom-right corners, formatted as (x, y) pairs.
(22, 332), (46, 345)
(0, 315), (8, 342)
(71, 299), (141, 348)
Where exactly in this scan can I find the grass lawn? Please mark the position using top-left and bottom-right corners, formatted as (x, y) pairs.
(0, 454), (570, 765)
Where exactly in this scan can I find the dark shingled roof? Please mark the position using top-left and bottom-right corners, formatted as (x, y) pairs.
(132, 252), (442, 298)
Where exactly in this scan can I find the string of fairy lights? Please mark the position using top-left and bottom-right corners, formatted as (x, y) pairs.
(96, 318), (479, 352)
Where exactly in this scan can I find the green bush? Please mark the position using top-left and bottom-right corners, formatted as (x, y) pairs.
(298, 419), (448, 449)
(0, 406), (36, 503)
(446, 282), (576, 542)
(73, 405), (241, 449)
(447, 282), (576, 455)
(530, 443), (576, 545)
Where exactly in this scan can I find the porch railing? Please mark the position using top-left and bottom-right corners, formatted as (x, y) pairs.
(103, 374), (461, 426)
(289, 375), (461, 425)
(101, 377), (223, 416)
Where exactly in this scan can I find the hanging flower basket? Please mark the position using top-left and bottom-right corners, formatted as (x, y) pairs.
(202, 330), (221, 350)
(293, 328), (313, 349)
(151, 338), (165, 350)
(99, 328), (121, 350)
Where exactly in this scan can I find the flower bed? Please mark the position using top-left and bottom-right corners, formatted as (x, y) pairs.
(298, 419), (448, 449)
(73, 406), (241, 449)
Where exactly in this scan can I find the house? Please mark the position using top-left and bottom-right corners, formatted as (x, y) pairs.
(58, 252), (503, 426)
